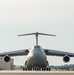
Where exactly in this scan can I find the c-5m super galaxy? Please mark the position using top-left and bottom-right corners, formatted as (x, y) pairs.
(0, 32), (74, 71)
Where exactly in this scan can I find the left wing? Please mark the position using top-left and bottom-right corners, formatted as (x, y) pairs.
(0, 49), (29, 57)
(44, 49), (74, 57)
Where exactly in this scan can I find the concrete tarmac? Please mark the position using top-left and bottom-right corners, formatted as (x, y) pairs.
(0, 71), (74, 75)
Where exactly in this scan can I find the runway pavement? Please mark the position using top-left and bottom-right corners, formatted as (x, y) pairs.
(0, 71), (74, 75)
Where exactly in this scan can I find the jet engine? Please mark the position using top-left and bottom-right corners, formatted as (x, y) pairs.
(4, 55), (11, 62)
(63, 55), (70, 63)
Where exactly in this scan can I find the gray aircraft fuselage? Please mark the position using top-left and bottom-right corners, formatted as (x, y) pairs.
(26, 45), (48, 67)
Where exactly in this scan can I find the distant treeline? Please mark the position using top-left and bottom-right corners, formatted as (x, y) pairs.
(50, 64), (74, 70)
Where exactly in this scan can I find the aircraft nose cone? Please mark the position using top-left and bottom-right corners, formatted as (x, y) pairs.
(27, 51), (47, 67)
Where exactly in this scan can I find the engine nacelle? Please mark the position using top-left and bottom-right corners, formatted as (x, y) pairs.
(4, 55), (11, 62)
(63, 55), (70, 63)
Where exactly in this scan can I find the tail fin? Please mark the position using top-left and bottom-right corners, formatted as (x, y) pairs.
(18, 32), (56, 45)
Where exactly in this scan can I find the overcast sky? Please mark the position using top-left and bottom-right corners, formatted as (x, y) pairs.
(0, 0), (74, 66)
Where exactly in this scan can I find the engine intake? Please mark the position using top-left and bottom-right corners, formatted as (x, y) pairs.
(4, 55), (11, 62)
(63, 55), (70, 63)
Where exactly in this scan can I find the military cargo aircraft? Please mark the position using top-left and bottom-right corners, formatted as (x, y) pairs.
(0, 32), (74, 71)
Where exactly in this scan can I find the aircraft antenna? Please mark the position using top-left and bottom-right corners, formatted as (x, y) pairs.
(18, 32), (56, 45)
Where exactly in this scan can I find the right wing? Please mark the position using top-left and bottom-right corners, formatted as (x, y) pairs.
(0, 49), (29, 57)
(44, 49), (74, 57)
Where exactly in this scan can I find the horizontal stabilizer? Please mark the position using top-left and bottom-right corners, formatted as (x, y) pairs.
(38, 32), (56, 36)
(18, 32), (56, 45)
(18, 32), (56, 37)
(18, 33), (35, 36)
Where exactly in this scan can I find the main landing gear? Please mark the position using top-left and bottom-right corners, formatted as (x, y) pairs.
(23, 67), (50, 71)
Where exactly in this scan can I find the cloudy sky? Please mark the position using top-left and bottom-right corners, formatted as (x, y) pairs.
(0, 0), (74, 66)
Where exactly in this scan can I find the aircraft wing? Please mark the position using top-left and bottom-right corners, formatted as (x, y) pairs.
(0, 49), (29, 56)
(44, 49), (74, 57)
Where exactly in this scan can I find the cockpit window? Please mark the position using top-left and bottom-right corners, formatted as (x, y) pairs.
(34, 46), (40, 48)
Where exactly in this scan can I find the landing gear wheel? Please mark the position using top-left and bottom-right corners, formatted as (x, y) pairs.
(23, 67), (51, 71)
(48, 68), (50, 71)
(23, 67), (27, 71)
